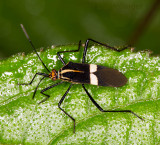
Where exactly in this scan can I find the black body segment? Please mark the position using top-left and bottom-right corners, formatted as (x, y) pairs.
(60, 62), (90, 84)
(59, 62), (127, 87)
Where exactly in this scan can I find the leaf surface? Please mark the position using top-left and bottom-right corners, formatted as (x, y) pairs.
(0, 45), (160, 144)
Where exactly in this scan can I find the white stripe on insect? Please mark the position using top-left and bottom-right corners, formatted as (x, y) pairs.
(90, 64), (97, 73)
(90, 74), (98, 85)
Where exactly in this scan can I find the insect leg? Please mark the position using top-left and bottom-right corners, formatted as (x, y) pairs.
(57, 40), (82, 65)
(58, 84), (76, 133)
(17, 72), (49, 86)
(82, 38), (130, 63)
(32, 76), (46, 99)
(39, 81), (64, 104)
(18, 73), (49, 99)
(82, 84), (144, 120)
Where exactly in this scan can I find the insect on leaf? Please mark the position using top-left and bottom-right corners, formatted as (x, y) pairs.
(0, 45), (160, 144)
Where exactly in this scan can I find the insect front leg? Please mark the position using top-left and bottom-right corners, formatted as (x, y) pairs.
(58, 84), (76, 133)
(82, 38), (130, 63)
(39, 81), (64, 104)
(18, 72), (49, 85)
(32, 76), (46, 99)
(82, 84), (144, 121)
(57, 40), (82, 65)
(18, 73), (49, 99)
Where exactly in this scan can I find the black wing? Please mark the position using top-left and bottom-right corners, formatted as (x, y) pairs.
(93, 67), (127, 87)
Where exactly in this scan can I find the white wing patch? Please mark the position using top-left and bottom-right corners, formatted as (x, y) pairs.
(90, 64), (98, 85)
(90, 74), (98, 85)
(90, 64), (97, 73)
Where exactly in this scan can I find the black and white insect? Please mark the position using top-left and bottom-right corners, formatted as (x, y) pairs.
(18, 24), (143, 133)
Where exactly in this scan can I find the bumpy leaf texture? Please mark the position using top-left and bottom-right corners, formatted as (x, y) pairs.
(0, 45), (160, 144)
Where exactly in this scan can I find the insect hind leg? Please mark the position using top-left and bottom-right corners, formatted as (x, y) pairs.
(82, 84), (144, 121)
(82, 38), (130, 63)
(57, 40), (82, 65)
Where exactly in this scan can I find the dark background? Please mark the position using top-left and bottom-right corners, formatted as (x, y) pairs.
(0, 0), (160, 59)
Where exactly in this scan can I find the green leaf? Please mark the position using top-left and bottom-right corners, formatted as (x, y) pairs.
(0, 45), (160, 144)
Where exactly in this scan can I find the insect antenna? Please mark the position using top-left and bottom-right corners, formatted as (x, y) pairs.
(20, 24), (50, 73)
